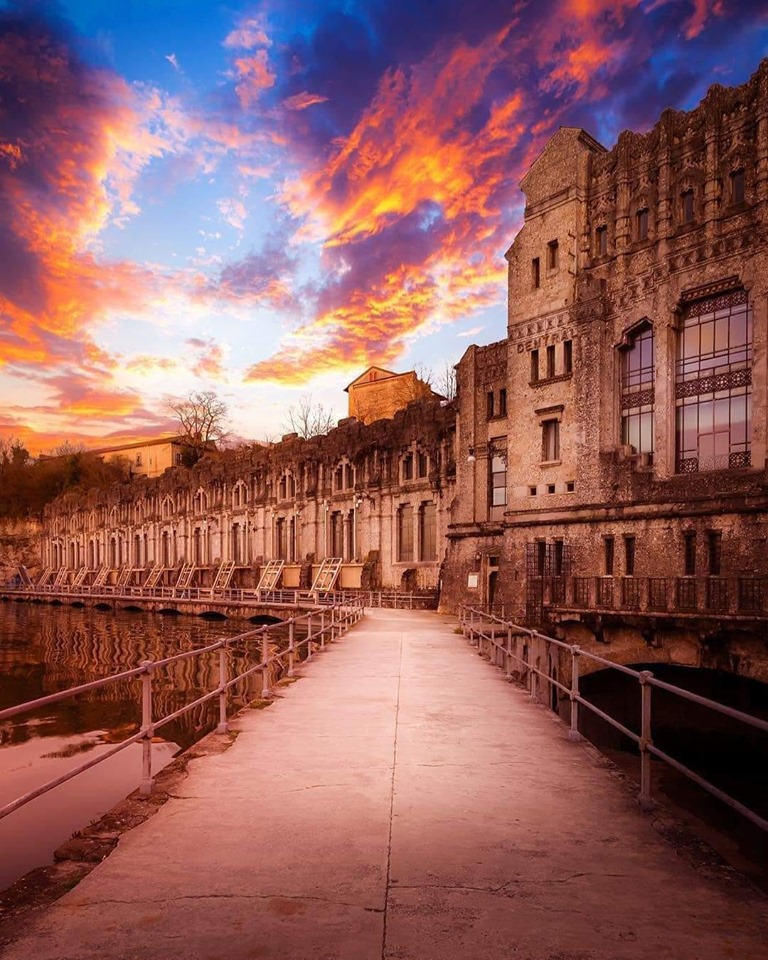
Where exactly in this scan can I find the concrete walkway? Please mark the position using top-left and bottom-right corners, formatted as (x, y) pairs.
(3, 609), (767, 960)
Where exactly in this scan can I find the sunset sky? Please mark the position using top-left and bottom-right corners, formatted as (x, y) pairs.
(1, 0), (767, 452)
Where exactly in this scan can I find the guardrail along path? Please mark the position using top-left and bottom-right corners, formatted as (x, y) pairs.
(2, 609), (766, 960)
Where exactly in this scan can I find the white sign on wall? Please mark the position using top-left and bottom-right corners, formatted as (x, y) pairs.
(467, 573), (479, 589)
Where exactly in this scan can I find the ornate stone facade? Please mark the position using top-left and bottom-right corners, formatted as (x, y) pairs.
(445, 61), (768, 684)
(42, 400), (455, 596)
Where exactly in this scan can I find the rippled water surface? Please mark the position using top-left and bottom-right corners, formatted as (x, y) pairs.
(0, 601), (269, 890)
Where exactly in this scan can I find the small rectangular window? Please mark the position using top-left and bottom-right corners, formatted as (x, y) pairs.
(596, 225), (607, 256)
(563, 339), (572, 374)
(530, 349), (539, 382)
(708, 531), (722, 575)
(532, 257), (540, 289)
(546, 483), (555, 495)
(542, 419), (560, 462)
(681, 189), (694, 224)
(546, 344), (555, 378)
(554, 539), (564, 576)
(499, 388), (507, 416)
(565, 480), (575, 493)
(547, 239), (559, 270)
(731, 169), (745, 205)
(529, 485), (537, 497)
(402, 454), (413, 481)
(417, 452), (428, 478)
(684, 531), (697, 576)
(486, 391), (495, 419)
(604, 537), (615, 576)
(636, 208), (648, 241)
(624, 535), (636, 576)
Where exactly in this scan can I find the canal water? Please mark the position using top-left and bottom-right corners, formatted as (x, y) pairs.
(0, 601), (270, 892)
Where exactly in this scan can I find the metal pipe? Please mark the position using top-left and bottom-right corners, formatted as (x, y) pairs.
(140, 660), (154, 796)
(639, 671), (654, 810)
(217, 647), (229, 733)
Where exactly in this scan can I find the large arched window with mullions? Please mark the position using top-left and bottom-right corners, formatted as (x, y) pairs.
(620, 323), (655, 458)
(675, 289), (752, 473)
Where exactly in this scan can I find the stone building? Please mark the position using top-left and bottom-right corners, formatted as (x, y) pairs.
(346, 366), (436, 425)
(41, 399), (455, 596)
(444, 61), (768, 687)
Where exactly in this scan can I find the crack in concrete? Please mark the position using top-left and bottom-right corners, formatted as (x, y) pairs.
(391, 873), (633, 896)
(78, 893), (384, 912)
(381, 633), (403, 960)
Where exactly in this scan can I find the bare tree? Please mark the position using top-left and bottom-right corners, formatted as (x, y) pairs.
(165, 390), (229, 464)
(433, 360), (457, 401)
(413, 361), (456, 400)
(283, 394), (337, 439)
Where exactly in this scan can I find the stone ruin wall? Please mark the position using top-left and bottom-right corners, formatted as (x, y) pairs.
(40, 399), (456, 595)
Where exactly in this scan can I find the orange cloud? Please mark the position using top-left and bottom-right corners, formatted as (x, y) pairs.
(282, 91), (330, 111)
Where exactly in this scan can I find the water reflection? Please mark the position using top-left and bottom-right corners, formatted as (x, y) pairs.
(0, 602), (273, 890)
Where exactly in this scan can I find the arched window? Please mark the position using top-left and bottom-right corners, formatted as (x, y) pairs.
(620, 324), (655, 458)
(676, 290), (752, 473)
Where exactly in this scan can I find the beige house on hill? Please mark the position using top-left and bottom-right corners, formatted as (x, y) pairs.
(346, 366), (435, 424)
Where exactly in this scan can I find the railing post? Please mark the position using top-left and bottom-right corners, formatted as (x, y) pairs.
(505, 625), (512, 677)
(217, 646), (229, 733)
(261, 627), (271, 699)
(528, 637), (538, 702)
(568, 646), (581, 741)
(639, 670), (654, 810)
(140, 660), (154, 796)
(287, 619), (295, 677)
(469, 607), (475, 644)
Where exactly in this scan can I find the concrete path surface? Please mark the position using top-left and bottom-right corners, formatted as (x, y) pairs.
(2, 609), (767, 959)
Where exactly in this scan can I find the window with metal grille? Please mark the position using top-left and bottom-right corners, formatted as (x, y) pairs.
(397, 504), (413, 561)
(675, 290), (752, 473)
(419, 502), (437, 561)
(621, 324), (654, 456)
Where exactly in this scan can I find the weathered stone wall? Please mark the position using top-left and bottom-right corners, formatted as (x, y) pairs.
(447, 60), (768, 683)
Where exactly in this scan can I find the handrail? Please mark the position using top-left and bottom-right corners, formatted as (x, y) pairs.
(0, 599), (365, 822)
(459, 604), (768, 833)
(1, 582), (435, 609)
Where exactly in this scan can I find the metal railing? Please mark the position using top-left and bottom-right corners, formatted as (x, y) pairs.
(2, 581), (437, 610)
(0, 599), (365, 823)
(459, 605), (768, 833)
(545, 575), (768, 618)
